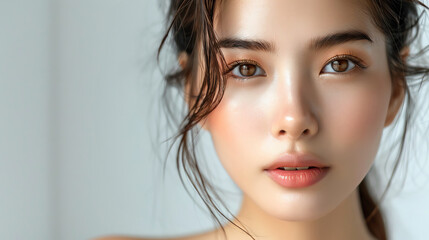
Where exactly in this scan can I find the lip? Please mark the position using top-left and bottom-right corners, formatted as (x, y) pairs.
(263, 152), (330, 170)
(263, 152), (331, 188)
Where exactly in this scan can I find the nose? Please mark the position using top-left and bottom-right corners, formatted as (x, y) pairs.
(271, 76), (319, 141)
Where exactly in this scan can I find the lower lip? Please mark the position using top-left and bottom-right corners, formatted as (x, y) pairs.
(265, 167), (330, 188)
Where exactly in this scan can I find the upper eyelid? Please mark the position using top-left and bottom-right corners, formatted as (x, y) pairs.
(227, 59), (261, 67)
(226, 59), (263, 69)
(322, 54), (368, 69)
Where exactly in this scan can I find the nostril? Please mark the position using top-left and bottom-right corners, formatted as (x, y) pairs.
(303, 129), (309, 135)
(279, 130), (286, 135)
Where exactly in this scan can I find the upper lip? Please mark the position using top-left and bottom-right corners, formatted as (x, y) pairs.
(264, 152), (330, 170)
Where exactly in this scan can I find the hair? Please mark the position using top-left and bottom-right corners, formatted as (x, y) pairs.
(157, 1), (429, 239)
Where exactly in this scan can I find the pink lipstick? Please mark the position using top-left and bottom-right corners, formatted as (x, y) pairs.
(264, 152), (330, 188)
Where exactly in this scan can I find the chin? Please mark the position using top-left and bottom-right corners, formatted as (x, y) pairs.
(252, 190), (342, 222)
(266, 203), (336, 222)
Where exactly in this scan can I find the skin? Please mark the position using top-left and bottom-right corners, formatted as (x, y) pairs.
(97, 0), (407, 239)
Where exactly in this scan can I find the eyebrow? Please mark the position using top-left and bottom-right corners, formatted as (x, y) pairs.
(310, 30), (373, 50)
(217, 30), (373, 52)
(218, 38), (275, 52)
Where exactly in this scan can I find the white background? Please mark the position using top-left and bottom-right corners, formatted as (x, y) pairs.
(1, 1), (429, 240)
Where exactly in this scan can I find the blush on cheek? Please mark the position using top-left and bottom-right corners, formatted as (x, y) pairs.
(333, 92), (388, 152)
(206, 99), (267, 173)
(206, 109), (247, 183)
(328, 93), (389, 187)
(208, 93), (265, 137)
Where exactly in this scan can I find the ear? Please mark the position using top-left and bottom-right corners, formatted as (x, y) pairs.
(400, 46), (410, 61)
(179, 51), (193, 109)
(179, 52), (210, 131)
(384, 47), (409, 127)
(384, 80), (405, 127)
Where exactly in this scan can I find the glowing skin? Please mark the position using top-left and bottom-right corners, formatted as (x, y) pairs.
(189, 0), (405, 239)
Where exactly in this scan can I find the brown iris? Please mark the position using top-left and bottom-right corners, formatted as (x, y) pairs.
(331, 60), (349, 72)
(239, 64), (256, 76)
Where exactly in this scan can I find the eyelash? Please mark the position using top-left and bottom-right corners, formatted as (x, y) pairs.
(224, 54), (368, 81)
(321, 54), (368, 74)
(223, 59), (265, 80)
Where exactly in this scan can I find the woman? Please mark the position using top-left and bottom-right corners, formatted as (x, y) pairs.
(97, 0), (429, 239)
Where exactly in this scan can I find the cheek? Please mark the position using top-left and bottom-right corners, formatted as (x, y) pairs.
(205, 90), (268, 177)
(208, 104), (255, 141)
(330, 89), (388, 146)
(207, 81), (269, 141)
(323, 75), (392, 180)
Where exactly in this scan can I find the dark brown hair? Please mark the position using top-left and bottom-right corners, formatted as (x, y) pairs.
(157, 0), (429, 239)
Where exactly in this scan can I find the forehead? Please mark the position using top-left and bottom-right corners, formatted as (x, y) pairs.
(214, 0), (379, 49)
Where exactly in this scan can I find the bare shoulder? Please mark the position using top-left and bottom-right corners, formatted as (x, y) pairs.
(92, 237), (146, 240)
(92, 230), (221, 240)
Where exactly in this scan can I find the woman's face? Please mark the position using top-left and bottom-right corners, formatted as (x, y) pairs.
(200, 0), (402, 220)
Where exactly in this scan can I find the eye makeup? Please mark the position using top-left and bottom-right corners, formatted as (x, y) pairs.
(320, 53), (368, 75)
(223, 59), (267, 81)
(222, 49), (370, 82)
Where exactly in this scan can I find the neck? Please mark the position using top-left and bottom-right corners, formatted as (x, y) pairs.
(223, 188), (376, 240)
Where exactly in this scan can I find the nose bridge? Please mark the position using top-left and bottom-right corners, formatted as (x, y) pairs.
(279, 72), (307, 114)
(272, 67), (318, 140)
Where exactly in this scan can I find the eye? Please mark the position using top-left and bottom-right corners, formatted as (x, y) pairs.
(321, 55), (366, 74)
(322, 59), (355, 73)
(228, 61), (266, 79)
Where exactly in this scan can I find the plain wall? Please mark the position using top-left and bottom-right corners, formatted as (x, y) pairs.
(0, 0), (53, 239)
(55, 0), (233, 239)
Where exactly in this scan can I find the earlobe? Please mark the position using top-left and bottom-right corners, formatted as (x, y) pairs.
(178, 51), (188, 70)
(400, 46), (410, 62)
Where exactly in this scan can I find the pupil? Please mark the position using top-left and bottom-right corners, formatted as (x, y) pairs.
(332, 60), (348, 72)
(240, 64), (256, 76)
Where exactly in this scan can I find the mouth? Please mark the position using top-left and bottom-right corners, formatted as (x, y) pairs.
(264, 152), (330, 171)
(275, 166), (320, 171)
(265, 167), (330, 188)
(263, 152), (330, 188)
